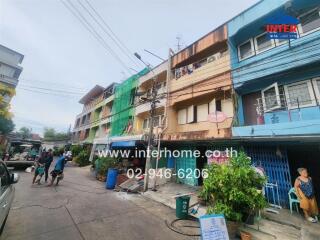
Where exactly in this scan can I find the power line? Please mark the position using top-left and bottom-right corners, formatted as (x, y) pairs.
(60, 0), (132, 75)
(18, 84), (86, 94)
(78, 0), (142, 69)
(83, 0), (144, 68)
(20, 78), (88, 91)
(18, 87), (82, 98)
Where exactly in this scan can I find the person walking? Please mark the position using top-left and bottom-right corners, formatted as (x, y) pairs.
(32, 151), (47, 185)
(48, 152), (65, 186)
(294, 168), (319, 223)
(45, 149), (54, 183)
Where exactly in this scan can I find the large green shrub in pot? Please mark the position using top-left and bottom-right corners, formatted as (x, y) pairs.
(201, 151), (267, 222)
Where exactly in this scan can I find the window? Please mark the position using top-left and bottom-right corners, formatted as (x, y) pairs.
(197, 104), (209, 122)
(221, 99), (233, 117)
(153, 115), (161, 127)
(238, 39), (254, 60)
(187, 105), (195, 123)
(0, 163), (10, 193)
(284, 80), (315, 109)
(298, 9), (320, 35)
(143, 115), (163, 129)
(143, 118), (149, 129)
(312, 78), (320, 103)
(178, 109), (187, 124)
(254, 32), (274, 53)
(215, 100), (222, 112)
(209, 99), (216, 113)
(261, 83), (281, 112)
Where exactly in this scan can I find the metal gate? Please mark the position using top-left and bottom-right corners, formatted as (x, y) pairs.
(245, 146), (292, 207)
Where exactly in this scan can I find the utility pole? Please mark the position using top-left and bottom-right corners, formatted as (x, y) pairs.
(134, 52), (158, 192)
(144, 77), (158, 191)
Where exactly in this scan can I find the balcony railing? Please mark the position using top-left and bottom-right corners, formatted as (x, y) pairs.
(254, 94), (320, 124)
(171, 52), (230, 92)
(257, 94), (319, 113)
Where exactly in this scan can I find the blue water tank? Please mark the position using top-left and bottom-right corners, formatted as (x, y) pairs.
(106, 168), (118, 189)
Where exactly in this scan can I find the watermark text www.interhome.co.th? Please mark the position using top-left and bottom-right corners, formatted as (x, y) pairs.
(97, 147), (238, 159)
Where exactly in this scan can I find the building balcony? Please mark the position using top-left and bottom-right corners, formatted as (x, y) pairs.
(233, 118), (320, 138)
(0, 74), (18, 87)
(139, 61), (167, 86)
(170, 53), (230, 93)
(135, 97), (166, 116)
(163, 119), (233, 141)
(233, 94), (320, 138)
(79, 95), (114, 116)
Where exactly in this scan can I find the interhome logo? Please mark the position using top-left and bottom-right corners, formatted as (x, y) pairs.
(266, 15), (299, 40)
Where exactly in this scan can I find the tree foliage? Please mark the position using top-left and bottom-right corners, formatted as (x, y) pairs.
(0, 116), (15, 135)
(201, 151), (267, 222)
(43, 127), (69, 141)
(19, 127), (32, 139)
(71, 145), (83, 157)
(0, 84), (15, 119)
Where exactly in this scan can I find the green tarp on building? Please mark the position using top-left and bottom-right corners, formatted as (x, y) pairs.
(110, 68), (149, 136)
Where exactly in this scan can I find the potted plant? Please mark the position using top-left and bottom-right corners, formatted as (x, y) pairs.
(201, 151), (267, 238)
(95, 156), (118, 182)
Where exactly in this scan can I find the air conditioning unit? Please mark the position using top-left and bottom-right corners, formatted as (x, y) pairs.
(207, 52), (222, 63)
(207, 55), (216, 63)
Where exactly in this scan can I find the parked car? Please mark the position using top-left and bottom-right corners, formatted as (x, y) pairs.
(0, 161), (19, 234)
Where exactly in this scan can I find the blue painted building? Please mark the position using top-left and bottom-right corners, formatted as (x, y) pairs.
(228, 0), (320, 206)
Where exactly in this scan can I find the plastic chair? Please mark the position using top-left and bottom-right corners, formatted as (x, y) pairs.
(288, 187), (300, 214)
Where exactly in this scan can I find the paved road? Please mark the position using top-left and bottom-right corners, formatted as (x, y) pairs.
(2, 164), (197, 240)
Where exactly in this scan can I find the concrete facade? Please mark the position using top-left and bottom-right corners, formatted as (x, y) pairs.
(72, 84), (116, 144)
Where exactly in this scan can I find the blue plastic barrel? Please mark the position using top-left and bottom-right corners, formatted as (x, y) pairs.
(106, 168), (118, 189)
(167, 157), (175, 168)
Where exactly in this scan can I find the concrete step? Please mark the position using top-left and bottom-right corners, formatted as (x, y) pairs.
(239, 226), (276, 240)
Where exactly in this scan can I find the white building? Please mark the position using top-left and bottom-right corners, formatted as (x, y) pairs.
(0, 44), (24, 103)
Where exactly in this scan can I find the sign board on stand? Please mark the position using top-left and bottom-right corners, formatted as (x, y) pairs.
(200, 214), (229, 240)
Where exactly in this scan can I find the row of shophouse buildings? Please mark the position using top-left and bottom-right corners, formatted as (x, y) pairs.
(72, 0), (320, 206)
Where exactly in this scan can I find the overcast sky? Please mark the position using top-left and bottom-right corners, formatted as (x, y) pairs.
(0, 0), (257, 135)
